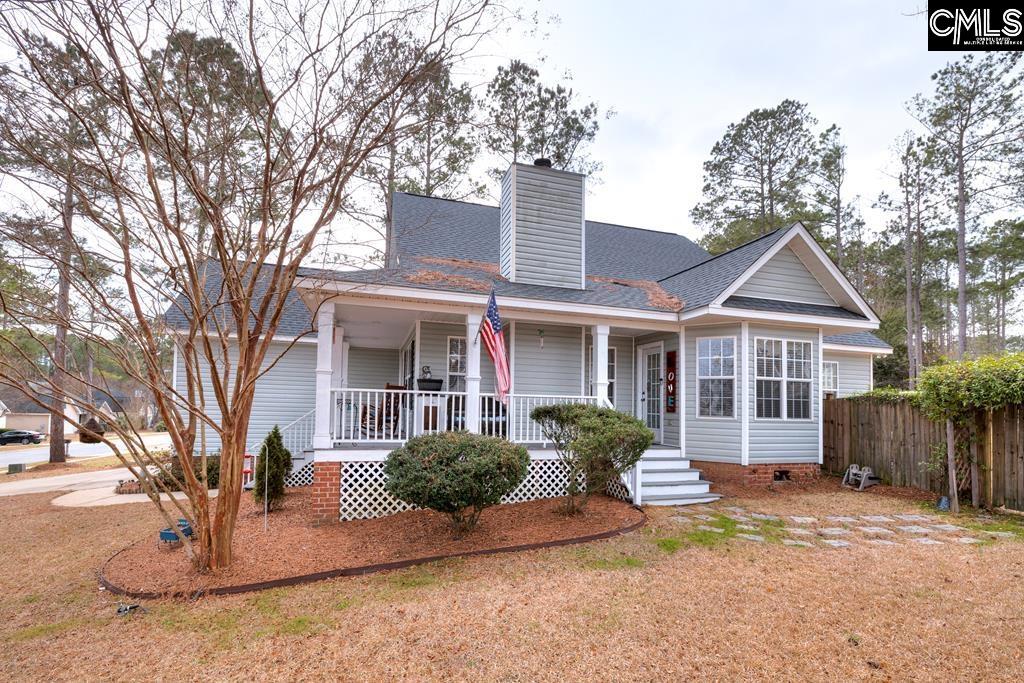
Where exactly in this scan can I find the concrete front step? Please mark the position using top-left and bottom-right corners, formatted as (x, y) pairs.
(643, 456), (692, 466)
(642, 479), (711, 496)
(642, 467), (703, 483)
(642, 491), (722, 505)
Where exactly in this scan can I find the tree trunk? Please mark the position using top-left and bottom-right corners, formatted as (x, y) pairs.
(384, 141), (398, 268)
(50, 162), (74, 465)
(903, 192), (916, 388)
(955, 149), (968, 359)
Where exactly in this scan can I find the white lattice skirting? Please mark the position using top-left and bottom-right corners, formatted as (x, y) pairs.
(285, 461), (314, 487)
(337, 458), (603, 521)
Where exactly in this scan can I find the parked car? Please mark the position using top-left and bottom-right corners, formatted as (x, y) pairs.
(0, 429), (44, 446)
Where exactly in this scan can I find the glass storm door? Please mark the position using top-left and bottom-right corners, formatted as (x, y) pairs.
(639, 345), (664, 443)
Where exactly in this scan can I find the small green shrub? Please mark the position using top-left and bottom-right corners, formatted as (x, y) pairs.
(254, 426), (292, 510)
(530, 404), (652, 514)
(384, 431), (529, 535)
(155, 454), (220, 491)
(78, 416), (105, 444)
(849, 388), (921, 405)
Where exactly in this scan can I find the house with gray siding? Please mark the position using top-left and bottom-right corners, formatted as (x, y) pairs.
(168, 160), (891, 521)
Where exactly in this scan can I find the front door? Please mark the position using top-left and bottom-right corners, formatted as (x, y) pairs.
(637, 343), (664, 443)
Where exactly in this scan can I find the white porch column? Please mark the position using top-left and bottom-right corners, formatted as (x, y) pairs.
(465, 313), (482, 433)
(331, 325), (346, 389)
(313, 303), (335, 449)
(592, 324), (610, 405)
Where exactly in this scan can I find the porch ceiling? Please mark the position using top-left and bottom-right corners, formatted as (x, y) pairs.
(333, 302), (464, 348)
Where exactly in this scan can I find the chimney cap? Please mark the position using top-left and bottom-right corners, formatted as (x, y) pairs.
(533, 158), (553, 168)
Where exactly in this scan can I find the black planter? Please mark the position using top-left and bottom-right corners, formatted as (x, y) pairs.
(416, 378), (444, 392)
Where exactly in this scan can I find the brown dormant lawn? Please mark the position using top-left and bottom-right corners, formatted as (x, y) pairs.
(1, 479), (1023, 681)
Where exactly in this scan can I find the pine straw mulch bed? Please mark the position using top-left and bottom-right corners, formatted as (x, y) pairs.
(101, 489), (644, 598)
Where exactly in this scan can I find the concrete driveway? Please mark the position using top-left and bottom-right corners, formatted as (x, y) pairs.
(0, 432), (172, 467)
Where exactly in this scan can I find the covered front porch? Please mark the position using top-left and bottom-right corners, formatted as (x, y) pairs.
(293, 294), (715, 520)
(308, 297), (684, 451)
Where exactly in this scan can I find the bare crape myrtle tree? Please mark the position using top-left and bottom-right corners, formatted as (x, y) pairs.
(0, 0), (504, 570)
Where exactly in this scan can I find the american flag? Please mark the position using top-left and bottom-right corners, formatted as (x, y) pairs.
(480, 290), (511, 404)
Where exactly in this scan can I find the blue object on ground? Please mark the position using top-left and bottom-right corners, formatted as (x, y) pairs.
(937, 496), (950, 511)
(159, 520), (194, 544)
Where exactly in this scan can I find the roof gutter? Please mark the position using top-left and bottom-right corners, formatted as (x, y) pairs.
(293, 277), (683, 324)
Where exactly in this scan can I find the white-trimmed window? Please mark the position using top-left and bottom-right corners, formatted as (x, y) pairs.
(588, 346), (617, 406)
(755, 338), (783, 419)
(446, 336), (466, 391)
(823, 361), (838, 396)
(697, 337), (735, 418)
(755, 338), (814, 420)
(787, 341), (813, 419)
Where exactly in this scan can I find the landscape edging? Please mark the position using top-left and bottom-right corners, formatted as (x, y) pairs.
(98, 508), (647, 600)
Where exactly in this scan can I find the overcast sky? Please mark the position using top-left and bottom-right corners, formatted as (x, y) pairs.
(475, 0), (963, 242)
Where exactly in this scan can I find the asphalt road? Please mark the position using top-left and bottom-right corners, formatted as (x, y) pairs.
(0, 433), (172, 467)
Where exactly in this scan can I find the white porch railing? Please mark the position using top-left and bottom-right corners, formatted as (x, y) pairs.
(331, 388), (600, 445)
(333, 388), (468, 443)
(507, 393), (601, 444)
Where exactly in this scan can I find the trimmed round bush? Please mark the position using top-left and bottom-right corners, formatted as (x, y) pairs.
(531, 404), (652, 514)
(384, 432), (530, 534)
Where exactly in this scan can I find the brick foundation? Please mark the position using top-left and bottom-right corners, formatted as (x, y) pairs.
(311, 461), (342, 525)
(692, 460), (820, 487)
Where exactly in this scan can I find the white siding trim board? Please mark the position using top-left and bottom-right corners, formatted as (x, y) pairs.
(740, 323), (749, 465)
(818, 328), (824, 465)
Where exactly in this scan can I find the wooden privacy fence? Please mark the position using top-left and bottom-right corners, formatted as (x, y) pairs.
(823, 398), (1024, 511)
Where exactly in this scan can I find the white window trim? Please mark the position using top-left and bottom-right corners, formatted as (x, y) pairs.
(446, 335), (467, 392)
(696, 335), (737, 420)
(823, 361), (839, 394)
(588, 345), (617, 407)
(754, 336), (785, 421)
(753, 336), (815, 422)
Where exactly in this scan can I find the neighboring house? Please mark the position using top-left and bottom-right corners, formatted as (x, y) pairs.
(0, 387), (68, 435)
(167, 160), (892, 522)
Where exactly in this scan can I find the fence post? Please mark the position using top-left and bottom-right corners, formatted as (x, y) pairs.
(983, 408), (994, 509)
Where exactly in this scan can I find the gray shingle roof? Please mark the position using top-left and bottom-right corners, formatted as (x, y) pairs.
(312, 256), (683, 311)
(164, 194), (884, 352)
(822, 331), (892, 350)
(723, 295), (866, 320)
(656, 229), (788, 310)
(163, 263), (316, 338)
(393, 192), (710, 281)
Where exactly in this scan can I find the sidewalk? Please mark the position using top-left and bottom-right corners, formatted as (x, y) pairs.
(0, 467), (135, 497)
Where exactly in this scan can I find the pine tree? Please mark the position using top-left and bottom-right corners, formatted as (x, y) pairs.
(690, 99), (818, 253)
(253, 426), (293, 510)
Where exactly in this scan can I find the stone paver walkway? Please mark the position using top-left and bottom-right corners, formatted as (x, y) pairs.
(670, 504), (1017, 549)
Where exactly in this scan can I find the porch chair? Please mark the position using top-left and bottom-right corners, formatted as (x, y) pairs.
(360, 384), (405, 439)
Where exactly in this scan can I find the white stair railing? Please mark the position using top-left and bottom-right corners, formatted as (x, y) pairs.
(280, 408), (316, 457)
